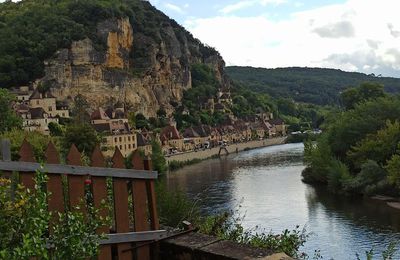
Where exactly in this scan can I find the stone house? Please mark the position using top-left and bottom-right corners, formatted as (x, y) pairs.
(10, 86), (34, 103)
(183, 127), (202, 149)
(160, 125), (184, 153)
(19, 107), (59, 134)
(29, 89), (70, 118)
(268, 118), (287, 136)
(91, 108), (137, 157)
(136, 132), (152, 156)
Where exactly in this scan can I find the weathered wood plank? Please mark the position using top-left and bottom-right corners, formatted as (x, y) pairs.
(0, 161), (158, 179)
(90, 145), (112, 260)
(144, 157), (160, 230)
(112, 148), (132, 260)
(0, 139), (11, 179)
(1, 139), (11, 161)
(45, 142), (64, 215)
(99, 230), (168, 245)
(66, 144), (85, 210)
(19, 139), (36, 190)
(131, 151), (150, 259)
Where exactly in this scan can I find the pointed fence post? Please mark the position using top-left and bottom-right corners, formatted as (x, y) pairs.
(19, 139), (36, 190)
(45, 142), (64, 216)
(144, 156), (160, 230)
(90, 145), (112, 260)
(1, 139), (11, 162)
(112, 147), (132, 260)
(66, 144), (84, 211)
(131, 151), (150, 259)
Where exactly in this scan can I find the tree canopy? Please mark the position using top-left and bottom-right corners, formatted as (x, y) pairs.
(303, 83), (400, 196)
(0, 88), (22, 133)
(226, 66), (400, 106)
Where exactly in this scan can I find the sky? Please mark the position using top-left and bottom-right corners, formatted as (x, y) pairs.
(149, 0), (400, 77)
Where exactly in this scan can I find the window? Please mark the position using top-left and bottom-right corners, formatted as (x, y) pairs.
(49, 106), (52, 111)
(128, 144), (131, 149)
(36, 100), (39, 105)
(119, 145), (122, 150)
(119, 137), (122, 142)
(128, 136), (131, 141)
(114, 137), (117, 143)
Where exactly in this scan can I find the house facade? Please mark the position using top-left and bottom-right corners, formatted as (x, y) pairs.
(91, 108), (137, 157)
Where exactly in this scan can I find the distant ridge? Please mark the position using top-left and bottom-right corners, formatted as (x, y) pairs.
(226, 66), (400, 105)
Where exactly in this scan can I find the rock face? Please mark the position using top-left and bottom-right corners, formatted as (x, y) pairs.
(43, 16), (229, 117)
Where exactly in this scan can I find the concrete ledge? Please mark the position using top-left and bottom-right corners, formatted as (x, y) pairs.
(159, 232), (292, 260)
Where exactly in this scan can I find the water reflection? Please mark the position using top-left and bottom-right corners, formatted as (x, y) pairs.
(166, 143), (400, 259)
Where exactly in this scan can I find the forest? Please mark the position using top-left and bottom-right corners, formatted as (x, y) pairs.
(226, 66), (400, 105)
(303, 82), (400, 196)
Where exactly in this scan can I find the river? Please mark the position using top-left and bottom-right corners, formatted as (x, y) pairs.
(165, 143), (400, 259)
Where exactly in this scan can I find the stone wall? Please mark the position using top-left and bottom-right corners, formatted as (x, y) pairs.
(166, 137), (286, 163)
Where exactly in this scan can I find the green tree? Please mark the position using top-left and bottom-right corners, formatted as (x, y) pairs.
(0, 88), (22, 133)
(127, 111), (136, 129)
(135, 113), (149, 129)
(327, 96), (400, 159)
(341, 82), (385, 110)
(151, 139), (167, 174)
(386, 154), (400, 189)
(0, 129), (50, 161)
(348, 121), (400, 168)
(48, 122), (64, 136)
(62, 124), (99, 155)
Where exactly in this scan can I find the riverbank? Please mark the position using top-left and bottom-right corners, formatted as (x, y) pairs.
(166, 137), (286, 164)
(371, 195), (400, 210)
(165, 142), (400, 259)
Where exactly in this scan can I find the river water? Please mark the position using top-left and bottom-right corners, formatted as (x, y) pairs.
(165, 143), (400, 259)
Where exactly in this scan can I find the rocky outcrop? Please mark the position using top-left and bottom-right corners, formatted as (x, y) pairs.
(42, 15), (228, 117)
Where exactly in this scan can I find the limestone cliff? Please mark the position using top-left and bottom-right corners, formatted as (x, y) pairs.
(42, 12), (229, 117)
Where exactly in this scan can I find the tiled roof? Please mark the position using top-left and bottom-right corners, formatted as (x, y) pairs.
(91, 108), (110, 120)
(268, 118), (285, 125)
(29, 107), (47, 119)
(183, 127), (200, 138)
(160, 125), (181, 140)
(30, 89), (55, 99)
(137, 133), (151, 146)
(92, 123), (110, 133)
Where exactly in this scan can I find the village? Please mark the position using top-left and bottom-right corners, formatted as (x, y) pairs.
(10, 85), (287, 160)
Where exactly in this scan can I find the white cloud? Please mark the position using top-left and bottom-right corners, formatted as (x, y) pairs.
(186, 0), (400, 77)
(259, 0), (287, 6)
(164, 2), (185, 14)
(219, 0), (287, 14)
(220, 1), (254, 14)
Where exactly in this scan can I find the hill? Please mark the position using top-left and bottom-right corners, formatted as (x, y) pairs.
(226, 66), (400, 105)
(0, 0), (228, 117)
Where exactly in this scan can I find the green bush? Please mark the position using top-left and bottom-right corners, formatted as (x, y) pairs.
(151, 140), (167, 174)
(155, 181), (200, 228)
(0, 169), (108, 259)
(199, 210), (309, 258)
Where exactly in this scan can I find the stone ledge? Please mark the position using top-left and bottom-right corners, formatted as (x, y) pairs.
(159, 232), (293, 260)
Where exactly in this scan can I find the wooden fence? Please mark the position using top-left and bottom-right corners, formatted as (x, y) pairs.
(0, 139), (167, 260)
